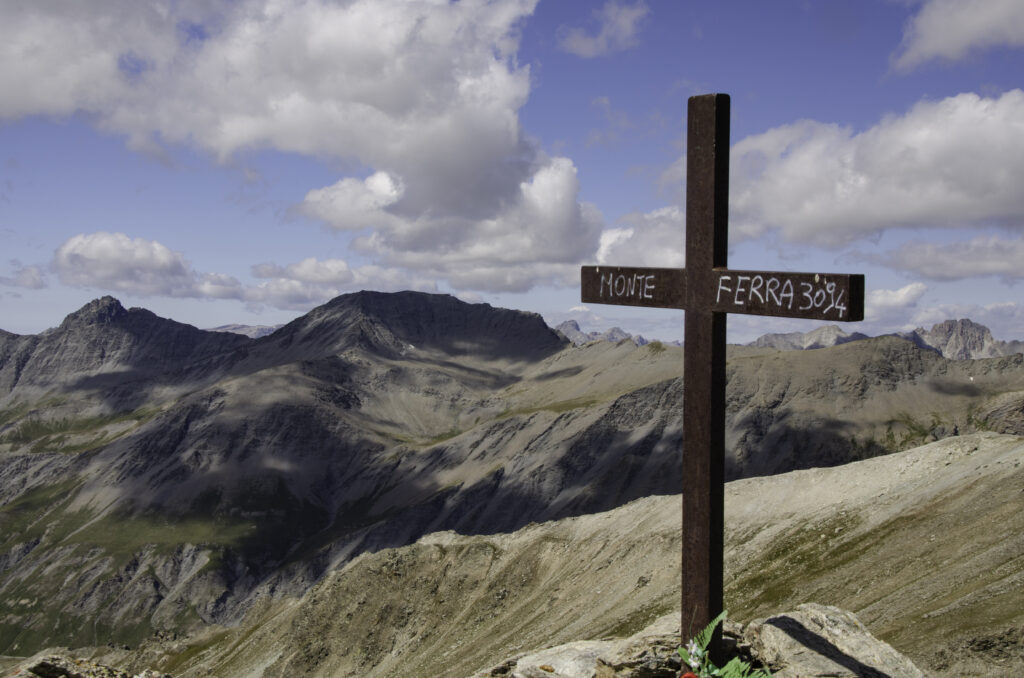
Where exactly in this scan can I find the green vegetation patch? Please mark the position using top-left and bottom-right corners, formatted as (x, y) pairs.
(727, 512), (870, 617)
(160, 627), (234, 675)
(0, 407), (159, 454)
(500, 396), (602, 419)
(0, 402), (32, 430)
(67, 510), (256, 559)
(597, 602), (675, 638)
(423, 426), (463, 445)
(0, 479), (86, 547)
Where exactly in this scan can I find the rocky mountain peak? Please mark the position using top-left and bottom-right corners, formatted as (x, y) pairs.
(919, 318), (993, 343)
(2, 296), (249, 395)
(910, 318), (1001, 360)
(58, 295), (132, 329)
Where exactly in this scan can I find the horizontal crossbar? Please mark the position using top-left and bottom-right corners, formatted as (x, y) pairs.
(580, 266), (864, 322)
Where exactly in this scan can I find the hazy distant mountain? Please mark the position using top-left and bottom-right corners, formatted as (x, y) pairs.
(751, 318), (1024, 360)
(207, 323), (282, 339)
(900, 318), (1024, 360)
(750, 324), (869, 351)
(555, 320), (673, 347)
(556, 319), (631, 345)
(1, 292), (1023, 669)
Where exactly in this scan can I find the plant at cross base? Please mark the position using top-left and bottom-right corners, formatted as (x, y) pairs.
(678, 610), (771, 678)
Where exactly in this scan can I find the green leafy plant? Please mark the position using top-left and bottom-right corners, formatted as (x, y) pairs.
(678, 610), (771, 678)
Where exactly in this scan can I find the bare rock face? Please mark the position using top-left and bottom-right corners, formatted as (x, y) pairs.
(905, 318), (1024, 360)
(743, 604), (926, 678)
(910, 318), (1001, 360)
(470, 604), (925, 678)
(469, 613), (682, 678)
(17, 653), (170, 678)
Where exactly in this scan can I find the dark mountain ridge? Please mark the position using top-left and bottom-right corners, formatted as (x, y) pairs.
(260, 290), (566, 363)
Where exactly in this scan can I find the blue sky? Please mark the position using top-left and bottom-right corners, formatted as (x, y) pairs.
(2, 0), (1024, 344)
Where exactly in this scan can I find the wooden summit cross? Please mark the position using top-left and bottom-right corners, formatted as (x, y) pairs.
(580, 93), (864, 656)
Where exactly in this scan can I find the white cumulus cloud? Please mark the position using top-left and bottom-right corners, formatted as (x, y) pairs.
(730, 90), (1024, 247)
(3, 1), (607, 296)
(53, 232), (204, 297)
(300, 172), (405, 232)
(248, 256), (436, 309)
(342, 156), (604, 293)
(893, 0), (1024, 71)
(596, 206), (684, 268)
(50, 232), (434, 311)
(864, 282), (928, 324)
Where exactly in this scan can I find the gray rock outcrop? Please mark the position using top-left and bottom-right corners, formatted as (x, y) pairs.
(16, 653), (170, 678)
(744, 604), (925, 677)
(470, 604), (925, 678)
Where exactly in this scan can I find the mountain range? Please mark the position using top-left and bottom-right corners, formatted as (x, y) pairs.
(562, 316), (1024, 361)
(1, 292), (1023, 676)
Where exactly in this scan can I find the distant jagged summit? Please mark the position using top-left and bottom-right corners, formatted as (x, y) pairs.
(57, 295), (130, 328)
(903, 318), (1024, 360)
(750, 318), (1024, 360)
(267, 290), (567, 361)
(554, 320), (654, 347)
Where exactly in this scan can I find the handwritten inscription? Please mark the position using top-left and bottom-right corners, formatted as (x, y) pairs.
(715, 272), (849, 318)
(598, 270), (656, 301)
(581, 266), (863, 320)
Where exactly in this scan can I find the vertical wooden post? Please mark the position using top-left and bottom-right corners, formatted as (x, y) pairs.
(582, 92), (863, 664)
(681, 93), (729, 659)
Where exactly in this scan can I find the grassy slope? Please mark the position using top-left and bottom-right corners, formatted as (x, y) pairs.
(83, 433), (1022, 678)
